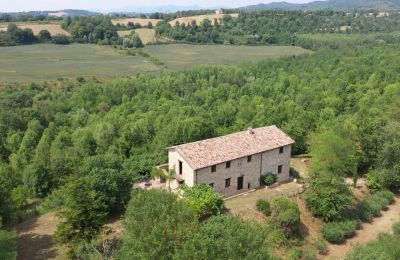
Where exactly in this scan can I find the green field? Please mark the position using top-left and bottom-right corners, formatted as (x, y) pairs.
(0, 43), (311, 83)
(0, 44), (159, 82)
(145, 44), (312, 70)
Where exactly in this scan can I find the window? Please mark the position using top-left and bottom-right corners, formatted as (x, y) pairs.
(278, 165), (283, 174)
(178, 180), (185, 185)
(209, 183), (214, 188)
(226, 161), (231, 168)
(279, 146), (284, 154)
(247, 155), (252, 162)
(248, 182), (251, 189)
(211, 165), (216, 173)
(178, 160), (183, 175)
(225, 178), (231, 188)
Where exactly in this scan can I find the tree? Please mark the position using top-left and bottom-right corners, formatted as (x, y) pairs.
(55, 177), (108, 246)
(117, 189), (197, 259)
(179, 184), (224, 218)
(309, 130), (358, 181)
(132, 34), (143, 48)
(148, 22), (153, 29)
(37, 30), (52, 42)
(176, 215), (271, 260)
(306, 179), (355, 221)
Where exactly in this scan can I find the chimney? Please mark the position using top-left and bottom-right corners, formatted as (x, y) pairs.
(248, 127), (255, 134)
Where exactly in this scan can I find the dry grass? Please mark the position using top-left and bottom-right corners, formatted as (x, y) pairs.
(135, 28), (156, 44)
(0, 22), (70, 36)
(291, 156), (311, 178)
(169, 13), (239, 26)
(111, 18), (162, 27)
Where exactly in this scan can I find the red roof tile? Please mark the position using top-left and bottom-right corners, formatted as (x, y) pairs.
(168, 125), (295, 170)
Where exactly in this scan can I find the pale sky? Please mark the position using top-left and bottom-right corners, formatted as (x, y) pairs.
(0, 0), (313, 12)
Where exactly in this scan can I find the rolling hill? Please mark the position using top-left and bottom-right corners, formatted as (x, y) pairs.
(242, 0), (400, 11)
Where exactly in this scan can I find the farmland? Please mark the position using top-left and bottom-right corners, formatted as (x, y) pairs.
(0, 44), (158, 82)
(169, 13), (238, 25)
(0, 43), (311, 83)
(0, 22), (69, 36)
(118, 28), (156, 44)
(145, 44), (312, 70)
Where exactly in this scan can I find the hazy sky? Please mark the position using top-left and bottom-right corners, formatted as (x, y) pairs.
(1, 0), (313, 12)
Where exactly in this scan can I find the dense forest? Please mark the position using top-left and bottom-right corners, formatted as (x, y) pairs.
(156, 10), (400, 44)
(1, 36), (400, 257)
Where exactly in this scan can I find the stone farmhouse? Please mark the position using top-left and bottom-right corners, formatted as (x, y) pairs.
(162, 125), (295, 197)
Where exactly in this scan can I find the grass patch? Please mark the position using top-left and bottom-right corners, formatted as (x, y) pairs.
(145, 44), (312, 70)
(0, 44), (159, 82)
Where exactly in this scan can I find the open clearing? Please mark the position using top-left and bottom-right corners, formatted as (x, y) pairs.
(0, 22), (69, 36)
(0, 44), (159, 82)
(111, 18), (162, 27)
(16, 212), (66, 260)
(145, 44), (312, 70)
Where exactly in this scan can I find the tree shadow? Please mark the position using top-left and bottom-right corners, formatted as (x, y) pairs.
(299, 221), (310, 238)
(15, 216), (40, 234)
(17, 233), (58, 260)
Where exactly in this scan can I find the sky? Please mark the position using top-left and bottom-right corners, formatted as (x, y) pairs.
(0, 0), (313, 12)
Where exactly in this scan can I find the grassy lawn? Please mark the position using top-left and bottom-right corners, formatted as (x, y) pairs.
(145, 44), (312, 70)
(225, 182), (304, 221)
(0, 44), (159, 82)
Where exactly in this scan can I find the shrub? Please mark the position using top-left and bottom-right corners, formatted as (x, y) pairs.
(322, 220), (358, 243)
(37, 189), (64, 214)
(366, 168), (400, 192)
(393, 222), (400, 235)
(356, 190), (395, 222)
(302, 246), (317, 260)
(271, 197), (300, 236)
(256, 199), (271, 216)
(306, 180), (355, 222)
(315, 239), (328, 255)
(346, 233), (400, 260)
(261, 172), (278, 185)
(0, 220), (17, 260)
(52, 34), (70, 44)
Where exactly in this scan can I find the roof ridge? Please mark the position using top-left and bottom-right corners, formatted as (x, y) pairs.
(170, 125), (278, 149)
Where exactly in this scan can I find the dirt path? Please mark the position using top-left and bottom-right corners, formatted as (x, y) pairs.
(15, 212), (67, 260)
(324, 197), (400, 260)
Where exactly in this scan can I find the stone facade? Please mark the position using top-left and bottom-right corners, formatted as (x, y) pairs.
(168, 144), (292, 197)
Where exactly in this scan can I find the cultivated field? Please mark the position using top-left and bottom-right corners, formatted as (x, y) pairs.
(145, 44), (312, 70)
(169, 13), (239, 25)
(111, 18), (162, 27)
(0, 22), (69, 36)
(0, 44), (158, 82)
(118, 28), (156, 44)
(0, 43), (311, 83)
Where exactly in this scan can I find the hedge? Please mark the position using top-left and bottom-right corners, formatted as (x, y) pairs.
(322, 220), (359, 243)
(356, 190), (395, 222)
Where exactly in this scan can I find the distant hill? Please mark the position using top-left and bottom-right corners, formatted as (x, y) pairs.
(3, 9), (100, 17)
(242, 0), (400, 11)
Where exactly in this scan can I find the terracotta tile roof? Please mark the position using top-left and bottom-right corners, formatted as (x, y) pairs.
(168, 125), (295, 170)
